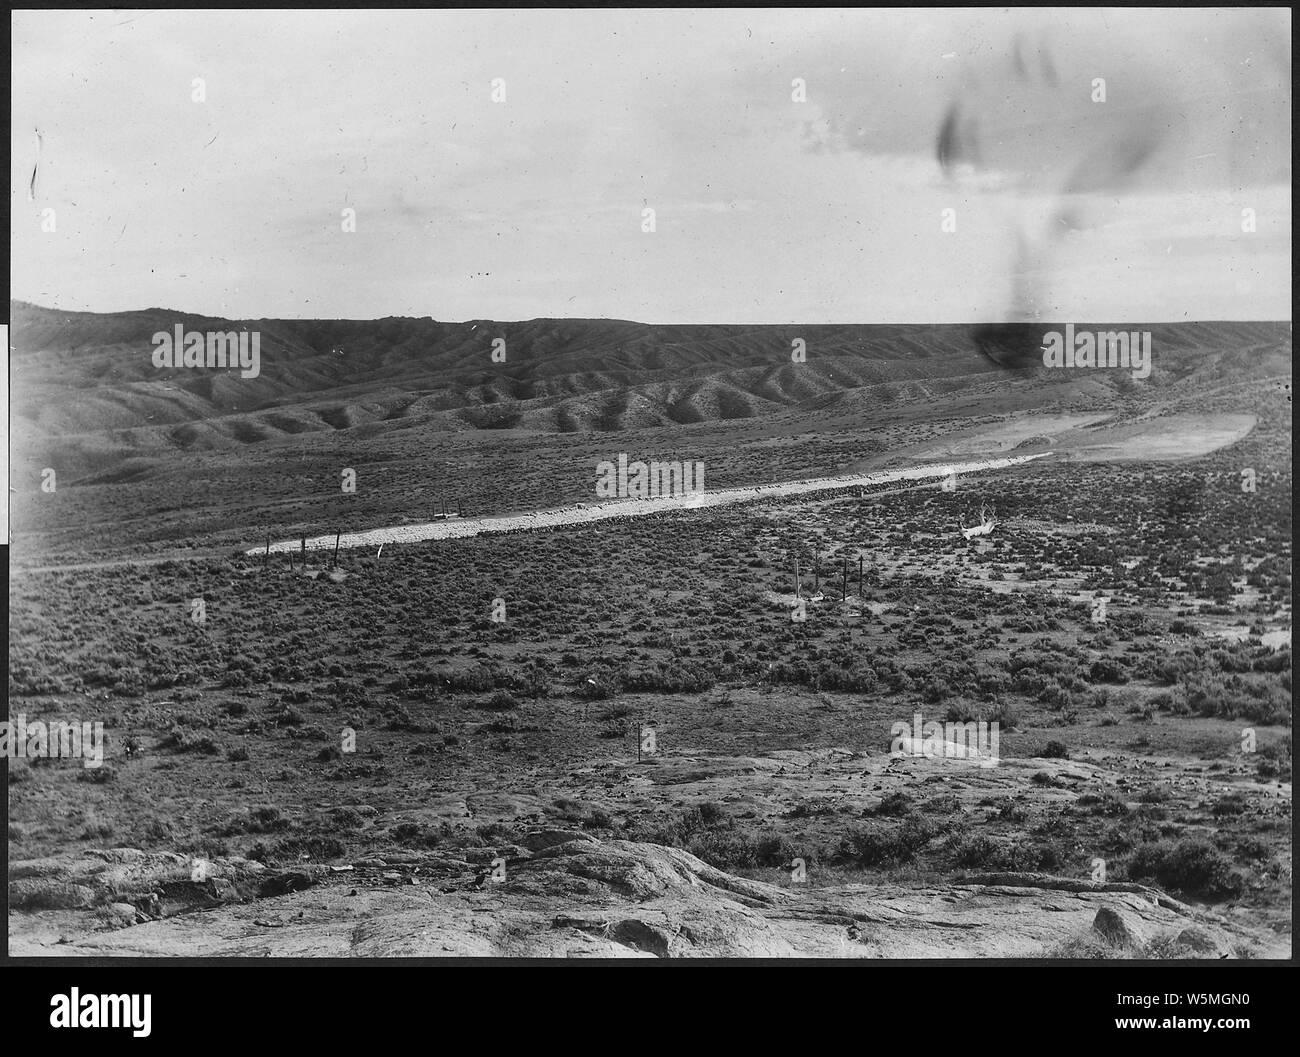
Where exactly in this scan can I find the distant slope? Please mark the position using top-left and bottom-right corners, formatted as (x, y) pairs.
(9, 302), (1291, 471)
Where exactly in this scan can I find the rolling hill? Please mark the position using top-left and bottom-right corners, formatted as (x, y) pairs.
(10, 301), (1290, 459)
(8, 302), (1289, 559)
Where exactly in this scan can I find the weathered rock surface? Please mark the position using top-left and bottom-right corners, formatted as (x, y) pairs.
(9, 838), (1286, 958)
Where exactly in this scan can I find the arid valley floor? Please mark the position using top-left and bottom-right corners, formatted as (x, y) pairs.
(7, 308), (1292, 957)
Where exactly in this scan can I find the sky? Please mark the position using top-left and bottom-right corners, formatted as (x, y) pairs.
(10, 8), (1292, 323)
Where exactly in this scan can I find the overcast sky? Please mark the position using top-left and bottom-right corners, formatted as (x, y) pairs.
(10, 8), (1291, 323)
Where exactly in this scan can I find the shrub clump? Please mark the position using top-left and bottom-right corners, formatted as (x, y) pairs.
(841, 817), (934, 866)
(1126, 838), (1244, 899)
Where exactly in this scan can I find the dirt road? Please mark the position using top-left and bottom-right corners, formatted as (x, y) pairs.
(257, 452), (1054, 554)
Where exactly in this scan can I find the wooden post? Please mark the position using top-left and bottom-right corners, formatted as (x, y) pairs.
(332, 530), (341, 569)
(264, 534), (270, 569)
(794, 555), (801, 599)
(289, 549), (295, 572)
(301, 535), (307, 569)
(858, 555), (864, 597)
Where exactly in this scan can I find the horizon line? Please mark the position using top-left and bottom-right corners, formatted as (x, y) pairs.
(9, 299), (1293, 329)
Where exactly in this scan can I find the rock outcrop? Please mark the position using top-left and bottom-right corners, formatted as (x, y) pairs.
(9, 837), (1285, 958)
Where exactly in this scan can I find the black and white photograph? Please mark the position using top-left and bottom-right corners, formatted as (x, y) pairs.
(6, 4), (1292, 986)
